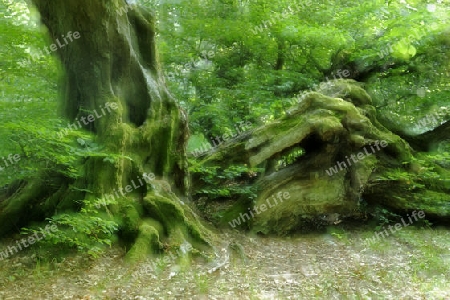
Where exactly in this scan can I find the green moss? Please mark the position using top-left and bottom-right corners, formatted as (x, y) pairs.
(43, 183), (68, 210)
(316, 79), (372, 106)
(117, 200), (143, 241)
(388, 190), (450, 216)
(0, 178), (53, 236)
(219, 199), (252, 229)
(125, 219), (163, 262)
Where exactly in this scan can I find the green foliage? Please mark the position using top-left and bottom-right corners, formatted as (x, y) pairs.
(371, 207), (401, 231)
(187, 134), (208, 153)
(328, 227), (350, 244)
(190, 162), (260, 201)
(275, 147), (305, 171)
(377, 168), (426, 190)
(21, 198), (119, 258)
(417, 218), (433, 229)
(376, 153), (449, 192)
(0, 0), (62, 186)
(3, 120), (82, 180)
(427, 151), (450, 169)
(3, 120), (126, 257)
(370, 207), (433, 231)
(0, 113), (127, 187)
(149, 0), (449, 139)
(0, 0), (60, 103)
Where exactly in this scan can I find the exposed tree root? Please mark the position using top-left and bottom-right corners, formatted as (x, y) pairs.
(195, 80), (450, 234)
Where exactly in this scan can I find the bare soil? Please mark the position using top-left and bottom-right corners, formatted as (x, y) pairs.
(0, 225), (449, 299)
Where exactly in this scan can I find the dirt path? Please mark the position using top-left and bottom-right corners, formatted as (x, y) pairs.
(1, 226), (449, 299)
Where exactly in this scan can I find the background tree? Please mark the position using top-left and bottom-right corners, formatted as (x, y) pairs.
(152, 0), (448, 150)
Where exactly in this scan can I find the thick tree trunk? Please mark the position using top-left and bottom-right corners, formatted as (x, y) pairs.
(31, 0), (187, 191)
(0, 0), (212, 259)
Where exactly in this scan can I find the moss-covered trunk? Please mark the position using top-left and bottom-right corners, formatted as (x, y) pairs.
(31, 0), (188, 193)
(0, 0), (211, 258)
(193, 80), (450, 234)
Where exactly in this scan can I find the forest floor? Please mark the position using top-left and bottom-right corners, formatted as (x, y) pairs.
(0, 224), (449, 300)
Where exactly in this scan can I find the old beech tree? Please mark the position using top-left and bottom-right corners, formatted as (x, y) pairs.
(0, 0), (212, 259)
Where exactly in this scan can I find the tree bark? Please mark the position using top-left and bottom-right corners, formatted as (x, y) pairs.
(0, 0), (211, 259)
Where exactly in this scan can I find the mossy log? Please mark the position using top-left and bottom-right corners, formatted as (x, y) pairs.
(199, 80), (450, 234)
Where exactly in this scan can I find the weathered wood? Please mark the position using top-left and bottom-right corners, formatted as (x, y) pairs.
(195, 80), (450, 234)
